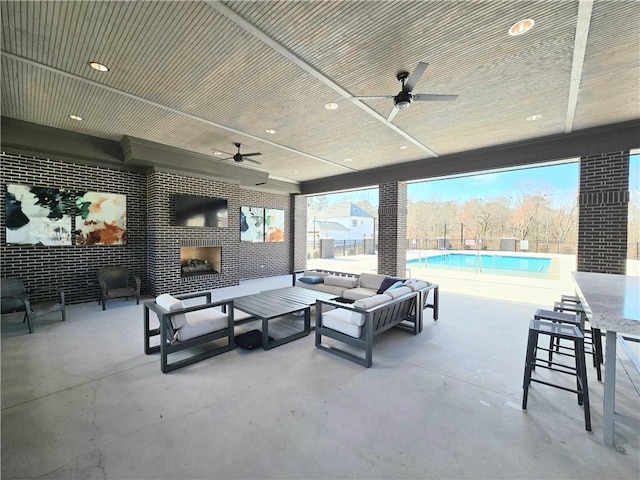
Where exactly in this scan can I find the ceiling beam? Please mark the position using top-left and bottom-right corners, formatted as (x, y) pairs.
(565, 0), (594, 133)
(300, 120), (640, 195)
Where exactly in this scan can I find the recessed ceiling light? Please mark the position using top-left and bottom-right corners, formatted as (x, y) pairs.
(265, 129), (276, 134)
(527, 114), (543, 121)
(69, 114), (83, 121)
(509, 19), (535, 36)
(89, 61), (109, 72)
(325, 102), (339, 110)
(398, 145), (408, 150)
(344, 158), (352, 163)
(212, 151), (222, 156)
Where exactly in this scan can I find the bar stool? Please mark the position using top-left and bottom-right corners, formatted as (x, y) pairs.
(534, 309), (581, 367)
(554, 301), (603, 381)
(522, 319), (591, 431)
(561, 294), (582, 304)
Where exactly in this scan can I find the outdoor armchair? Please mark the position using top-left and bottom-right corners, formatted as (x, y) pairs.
(97, 266), (141, 310)
(0, 277), (65, 333)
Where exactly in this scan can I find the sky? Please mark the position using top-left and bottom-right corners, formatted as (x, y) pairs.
(408, 161), (580, 204)
(313, 154), (640, 208)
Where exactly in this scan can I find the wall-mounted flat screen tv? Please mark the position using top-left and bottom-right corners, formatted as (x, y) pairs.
(174, 194), (228, 228)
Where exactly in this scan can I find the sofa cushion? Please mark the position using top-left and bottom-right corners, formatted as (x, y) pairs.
(323, 306), (365, 327)
(155, 294), (188, 330)
(298, 275), (324, 285)
(353, 294), (392, 310)
(342, 287), (378, 301)
(179, 307), (229, 341)
(358, 273), (387, 290)
(303, 270), (329, 278)
(405, 280), (430, 292)
(321, 312), (362, 338)
(296, 280), (345, 296)
(324, 275), (359, 288)
(376, 276), (404, 294)
(385, 286), (413, 299)
(177, 318), (224, 341)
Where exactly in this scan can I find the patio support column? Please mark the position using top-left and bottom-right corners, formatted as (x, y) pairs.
(292, 194), (307, 273)
(577, 151), (630, 274)
(378, 181), (407, 277)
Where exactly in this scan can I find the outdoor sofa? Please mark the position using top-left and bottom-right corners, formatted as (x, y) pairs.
(294, 269), (439, 327)
(315, 285), (420, 367)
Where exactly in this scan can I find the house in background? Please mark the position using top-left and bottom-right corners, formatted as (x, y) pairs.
(308, 202), (375, 242)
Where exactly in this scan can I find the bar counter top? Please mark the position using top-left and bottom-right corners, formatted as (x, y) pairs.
(572, 272), (639, 336)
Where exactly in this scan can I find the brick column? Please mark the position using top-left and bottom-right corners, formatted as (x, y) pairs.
(292, 194), (307, 272)
(378, 181), (407, 277)
(577, 152), (630, 274)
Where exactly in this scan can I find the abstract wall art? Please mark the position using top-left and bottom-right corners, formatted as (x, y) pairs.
(75, 191), (127, 245)
(5, 184), (74, 245)
(240, 206), (264, 242)
(264, 208), (285, 242)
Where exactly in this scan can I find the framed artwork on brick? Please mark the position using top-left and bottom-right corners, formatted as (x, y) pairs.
(5, 183), (74, 245)
(75, 191), (127, 245)
(240, 206), (264, 242)
(264, 208), (285, 242)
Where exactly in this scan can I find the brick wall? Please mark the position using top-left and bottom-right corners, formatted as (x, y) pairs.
(237, 188), (292, 281)
(2, 153), (294, 302)
(292, 194), (307, 272)
(146, 171), (293, 295)
(378, 181), (407, 277)
(146, 170), (241, 296)
(577, 152), (630, 274)
(1, 152), (147, 303)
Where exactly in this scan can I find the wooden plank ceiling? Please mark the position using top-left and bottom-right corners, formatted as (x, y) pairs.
(1, 1), (638, 188)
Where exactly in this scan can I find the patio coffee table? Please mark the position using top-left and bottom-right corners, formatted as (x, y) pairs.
(263, 286), (339, 305)
(233, 292), (311, 350)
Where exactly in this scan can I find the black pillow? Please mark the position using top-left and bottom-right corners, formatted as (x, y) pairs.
(377, 276), (403, 294)
(235, 329), (274, 350)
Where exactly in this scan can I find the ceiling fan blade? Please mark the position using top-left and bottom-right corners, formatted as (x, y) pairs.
(412, 94), (458, 102)
(351, 95), (395, 100)
(404, 62), (428, 92)
(242, 152), (262, 157)
(213, 148), (234, 157)
(386, 107), (399, 123)
(243, 157), (262, 165)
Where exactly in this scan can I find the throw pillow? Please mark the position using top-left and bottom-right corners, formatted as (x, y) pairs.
(298, 275), (323, 285)
(384, 280), (405, 292)
(377, 276), (402, 294)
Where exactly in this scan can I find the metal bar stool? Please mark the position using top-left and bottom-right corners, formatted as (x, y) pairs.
(554, 301), (603, 381)
(522, 319), (591, 431)
(534, 309), (581, 367)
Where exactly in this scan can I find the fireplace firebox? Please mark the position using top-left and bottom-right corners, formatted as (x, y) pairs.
(180, 246), (221, 277)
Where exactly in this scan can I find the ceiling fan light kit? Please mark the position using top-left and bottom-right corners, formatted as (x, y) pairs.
(394, 91), (413, 109)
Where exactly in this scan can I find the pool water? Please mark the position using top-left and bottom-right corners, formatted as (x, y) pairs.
(407, 253), (551, 276)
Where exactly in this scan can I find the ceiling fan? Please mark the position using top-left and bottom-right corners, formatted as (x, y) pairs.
(215, 143), (262, 164)
(351, 62), (458, 123)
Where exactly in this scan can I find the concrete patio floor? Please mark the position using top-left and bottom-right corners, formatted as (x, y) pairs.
(1, 273), (639, 479)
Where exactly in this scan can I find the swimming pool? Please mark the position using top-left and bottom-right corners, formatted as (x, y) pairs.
(407, 253), (552, 276)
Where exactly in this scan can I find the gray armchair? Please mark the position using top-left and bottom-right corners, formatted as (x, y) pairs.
(97, 266), (141, 310)
(1, 277), (66, 333)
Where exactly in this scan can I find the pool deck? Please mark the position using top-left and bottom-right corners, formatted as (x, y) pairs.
(308, 250), (640, 307)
